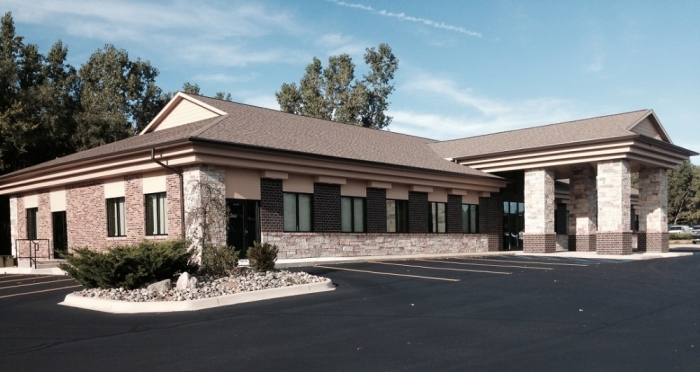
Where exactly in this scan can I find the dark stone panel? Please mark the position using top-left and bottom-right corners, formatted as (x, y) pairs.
(366, 188), (387, 233)
(314, 183), (341, 232)
(260, 179), (283, 232)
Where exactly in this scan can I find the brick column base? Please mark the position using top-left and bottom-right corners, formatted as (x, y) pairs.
(523, 233), (556, 253)
(568, 234), (596, 252)
(596, 231), (633, 255)
(486, 234), (501, 252)
(637, 232), (669, 253)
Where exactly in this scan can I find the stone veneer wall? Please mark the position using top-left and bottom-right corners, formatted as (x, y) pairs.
(365, 188), (386, 233)
(446, 194), (463, 233)
(596, 160), (632, 254)
(408, 192), (428, 233)
(184, 165), (227, 249)
(262, 232), (491, 259)
(523, 168), (556, 253)
(568, 165), (597, 252)
(313, 183), (341, 232)
(9, 196), (18, 256)
(36, 191), (52, 259)
(637, 167), (669, 253)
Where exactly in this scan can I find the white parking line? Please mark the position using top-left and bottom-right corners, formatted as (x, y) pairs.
(416, 259), (553, 270)
(372, 261), (512, 275)
(0, 275), (54, 284)
(315, 265), (460, 282)
(0, 275), (34, 282)
(0, 278), (75, 290)
(0, 285), (82, 299)
(456, 257), (588, 267)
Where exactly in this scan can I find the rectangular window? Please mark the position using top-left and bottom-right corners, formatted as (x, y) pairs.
(386, 199), (408, 233)
(145, 192), (168, 235)
(429, 202), (446, 233)
(283, 193), (313, 232)
(107, 197), (126, 237)
(462, 204), (479, 233)
(341, 197), (365, 232)
(26, 208), (38, 239)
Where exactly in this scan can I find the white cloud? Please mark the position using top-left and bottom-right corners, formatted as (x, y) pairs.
(585, 55), (604, 72)
(242, 94), (279, 110)
(328, 0), (482, 37)
(315, 34), (366, 56)
(193, 73), (258, 83)
(390, 75), (588, 140)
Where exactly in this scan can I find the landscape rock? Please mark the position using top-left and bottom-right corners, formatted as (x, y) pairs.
(176, 272), (198, 290)
(75, 269), (327, 303)
(147, 279), (172, 293)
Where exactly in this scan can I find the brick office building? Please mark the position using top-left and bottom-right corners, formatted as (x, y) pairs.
(0, 93), (695, 266)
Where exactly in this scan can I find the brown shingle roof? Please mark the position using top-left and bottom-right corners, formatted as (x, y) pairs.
(187, 95), (496, 178)
(1, 95), (499, 180)
(428, 110), (652, 159)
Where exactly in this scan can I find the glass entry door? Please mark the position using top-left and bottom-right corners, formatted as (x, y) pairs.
(226, 199), (260, 258)
(503, 201), (524, 251)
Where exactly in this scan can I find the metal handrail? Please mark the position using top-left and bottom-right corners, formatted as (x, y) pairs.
(14, 239), (51, 269)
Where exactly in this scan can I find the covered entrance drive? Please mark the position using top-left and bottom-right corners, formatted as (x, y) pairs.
(429, 110), (698, 255)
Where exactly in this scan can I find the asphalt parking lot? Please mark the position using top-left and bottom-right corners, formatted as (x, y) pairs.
(1, 254), (700, 372)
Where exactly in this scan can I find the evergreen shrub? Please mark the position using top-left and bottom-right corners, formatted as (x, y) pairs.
(59, 239), (197, 289)
(200, 245), (239, 277)
(669, 233), (691, 240)
(247, 242), (278, 272)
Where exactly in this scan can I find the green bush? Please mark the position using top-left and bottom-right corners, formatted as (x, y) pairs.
(247, 242), (278, 272)
(670, 233), (692, 240)
(200, 245), (239, 277)
(58, 239), (198, 289)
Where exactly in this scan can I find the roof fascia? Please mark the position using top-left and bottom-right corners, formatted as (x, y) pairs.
(634, 136), (698, 156)
(452, 135), (641, 163)
(0, 138), (192, 183)
(187, 137), (505, 183)
(139, 92), (228, 135)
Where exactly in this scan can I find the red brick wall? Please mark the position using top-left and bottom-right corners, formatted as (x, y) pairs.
(166, 172), (183, 239)
(125, 174), (144, 240)
(66, 181), (107, 251)
(36, 191), (52, 258)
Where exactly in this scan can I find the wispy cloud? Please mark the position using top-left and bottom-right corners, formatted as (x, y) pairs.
(315, 33), (367, 56)
(328, 0), (482, 37)
(389, 75), (589, 140)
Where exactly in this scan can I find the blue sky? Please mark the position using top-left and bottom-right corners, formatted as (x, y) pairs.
(4, 0), (699, 161)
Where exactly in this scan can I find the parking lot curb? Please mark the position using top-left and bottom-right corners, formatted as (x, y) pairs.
(58, 278), (335, 314)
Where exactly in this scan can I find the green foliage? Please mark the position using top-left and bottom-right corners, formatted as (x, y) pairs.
(58, 239), (197, 289)
(667, 160), (700, 225)
(247, 242), (278, 272)
(669, 233), (692, 240)
(200, 244), (239, 277)
(276, 43), (398, 129)
(74, 44), (166, 150)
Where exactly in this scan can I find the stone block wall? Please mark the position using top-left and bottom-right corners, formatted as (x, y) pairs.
(9, 196), (18, 256)
(184, 165), (227, 249)
(638, 167), (668, 233)
(596, 160), (632, 254)
(524, 168), (556, 253)
(36, 191), (52, 259)
(568, 165), (597, 252)
(313, 183), (341, 232)
(408, 192), (428, 233)
(365, 188), (386, 233)
(446, 194), (463, 233)
(262, 232), (491, 259)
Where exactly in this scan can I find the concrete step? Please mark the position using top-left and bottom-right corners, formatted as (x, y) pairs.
(35, 259), (67, 269)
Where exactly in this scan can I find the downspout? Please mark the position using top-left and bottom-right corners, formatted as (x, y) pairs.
(151, 148), (186, 239)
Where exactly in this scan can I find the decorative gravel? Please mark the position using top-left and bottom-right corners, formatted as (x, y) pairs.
(74, 269), (328, 302)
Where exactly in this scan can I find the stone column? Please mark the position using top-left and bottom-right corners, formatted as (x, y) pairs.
(523, 168), (556, 253)
(596, 160), (632, 255)
(183, 165), (227, 261)
(568, 166), (597, 252)
(637, 167), (668, 252)
(9, 196), (18, 257)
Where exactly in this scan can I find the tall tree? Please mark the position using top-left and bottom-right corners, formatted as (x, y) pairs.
(74, 44), (166, 150)
(667, 160), (699, 224)
(276, 43), (398, 129)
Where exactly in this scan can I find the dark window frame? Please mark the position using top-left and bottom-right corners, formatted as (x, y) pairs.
(462, 204), (479, 234)
(283, 192), (314, 232)
(145, 192), (168, 236)
(26, 207), (38, 240)
(341, 196), (366, 233)
(106, 197), (126, 237)
(386, 199), (409, 233)
(429, 202), (447, 233)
